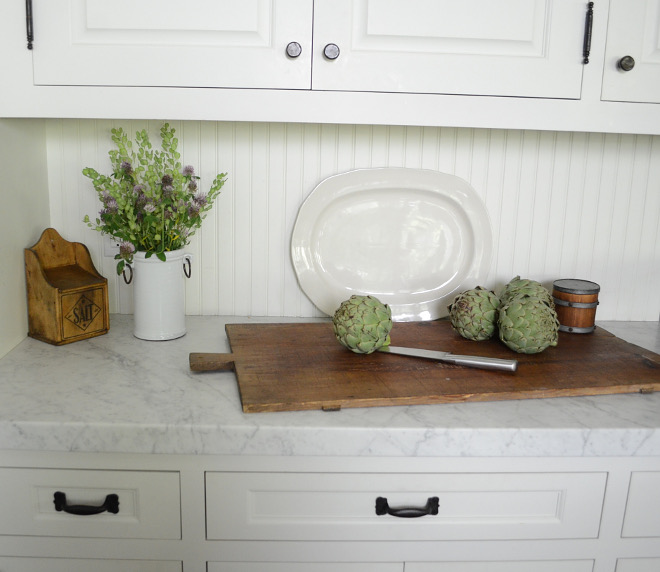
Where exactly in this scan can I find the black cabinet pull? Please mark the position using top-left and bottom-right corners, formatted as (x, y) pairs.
(25, 0), (34, 49)
(53, 491), (119, 516)
(375, 496), (439, 518)
(583, 2), (594, 64)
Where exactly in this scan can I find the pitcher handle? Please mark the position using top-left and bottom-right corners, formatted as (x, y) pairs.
(122, 263), (133, 285)
(183, 254), (192, 279)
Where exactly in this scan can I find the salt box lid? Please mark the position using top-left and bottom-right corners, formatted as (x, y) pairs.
(553, 278), (600, 295)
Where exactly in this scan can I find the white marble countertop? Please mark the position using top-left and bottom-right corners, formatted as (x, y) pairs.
(0, 315), (659, 457)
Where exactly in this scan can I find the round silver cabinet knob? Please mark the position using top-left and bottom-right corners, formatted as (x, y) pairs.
(286, 42), (302, 58)
(323, 43), (340, 60)
(618, 55), (635, 71)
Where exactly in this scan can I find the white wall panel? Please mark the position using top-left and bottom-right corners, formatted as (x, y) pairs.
(46, 120), (660, 321)
(0, 119), (50, 359)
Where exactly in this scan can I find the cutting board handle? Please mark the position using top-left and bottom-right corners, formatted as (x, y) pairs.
(189, 352), (236, 372)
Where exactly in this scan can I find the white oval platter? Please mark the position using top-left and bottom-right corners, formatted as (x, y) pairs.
(291, 168), (492, 321)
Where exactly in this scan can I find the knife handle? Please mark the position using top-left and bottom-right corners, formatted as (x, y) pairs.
(443, 354), (518, 372)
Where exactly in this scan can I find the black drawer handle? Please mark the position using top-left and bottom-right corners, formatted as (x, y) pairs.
(375, 496), (439, 518)
(53, 491), (119, 516)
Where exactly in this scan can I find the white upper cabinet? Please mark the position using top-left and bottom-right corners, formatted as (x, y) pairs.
(34, 0), (587, 99)
(32, 0), (313, 89)
(4, 0), (660, 133)
(601, 0), (660, 103)
(312, 0), (587, 99)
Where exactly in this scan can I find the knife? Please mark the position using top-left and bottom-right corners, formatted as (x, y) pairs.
(378, 346), (518, 372)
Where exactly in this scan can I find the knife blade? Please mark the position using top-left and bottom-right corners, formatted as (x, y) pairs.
(378, 345), (518, 372)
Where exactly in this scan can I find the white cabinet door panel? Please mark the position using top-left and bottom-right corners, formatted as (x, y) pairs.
(601, 0), (660, 103)
(0, 559), (181, 572)
(312, 0), (587, 98)
(616, 559), (660, 572)
(622, 472), (660, 537)
(32, 0), (312, 89)
(209, 564), (402, 572)
(407, 561), (594, 572)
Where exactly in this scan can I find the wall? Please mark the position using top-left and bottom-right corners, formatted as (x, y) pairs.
(0, 119), (50, 358)
(46, 119), (660, 321)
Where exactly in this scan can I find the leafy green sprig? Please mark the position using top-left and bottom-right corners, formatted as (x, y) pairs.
(83, 123), (227, 274)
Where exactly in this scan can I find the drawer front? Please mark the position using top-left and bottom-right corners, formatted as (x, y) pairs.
(622, 472), (660, 538)
(209, 564), (401, 572)
(616, 558), (660, 572)
(408, 562), (594, 572)
(208, 563), (592, 572)
(206, 471), (606, 541)
(0, 558), (181, 572)
(0, 468), (180, 539)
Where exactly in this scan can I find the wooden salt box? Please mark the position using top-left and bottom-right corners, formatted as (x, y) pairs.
(24, 228), (109, 345)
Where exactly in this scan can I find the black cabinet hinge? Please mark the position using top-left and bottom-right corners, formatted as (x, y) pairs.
(26, 0), (34, 50)
(583, 2), (594, 64)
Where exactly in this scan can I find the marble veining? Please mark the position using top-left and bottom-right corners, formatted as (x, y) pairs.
(0, 315), (658, 457)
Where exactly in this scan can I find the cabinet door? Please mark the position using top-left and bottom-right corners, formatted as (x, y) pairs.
(209, 565), (401, 572)
(31, 0), (312, 89)
(0, 559), (181, 572)
(601, 0), (660, 103)
(622, 472), (660, 537)
(312, 0), (587, 98)
(407, 562), (593, 572)
(616, 559), (660, 572)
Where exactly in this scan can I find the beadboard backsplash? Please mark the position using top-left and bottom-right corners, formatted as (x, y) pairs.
(46, 119), (660, 321)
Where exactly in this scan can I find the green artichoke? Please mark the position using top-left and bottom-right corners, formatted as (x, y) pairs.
(448, 286), (501, 341)
(333, 295), (393, 354)
(500, 276), (554, 307)
(498, 294), (560, 354)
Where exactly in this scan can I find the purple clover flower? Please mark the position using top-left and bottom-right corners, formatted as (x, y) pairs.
(188, 203), (201, 218)
(105, 198), (118, 212)
(183, 165), (195, 176)
(135, 192), (147, 206)
(193, 192), (207, 207)
(161, 174), (174, 185)
(120, 161), (133, 174)
(119, 241), (135, 259)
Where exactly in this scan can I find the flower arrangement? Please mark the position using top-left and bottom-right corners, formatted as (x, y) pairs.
(83, 123), (227, 274)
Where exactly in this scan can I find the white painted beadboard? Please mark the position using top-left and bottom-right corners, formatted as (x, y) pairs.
(46, 120), (660, 321)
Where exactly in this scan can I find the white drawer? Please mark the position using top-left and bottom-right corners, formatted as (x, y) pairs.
(206, 471), (606, 541)
(622, 472), (660, 538)
(616, 558), (660, 572)
(0, 468), (180, 539)
(208, 563), (593, 572)
(0, 558), (181, 572)
(408, 562), (594, 572)
(208, 564), (401, 572)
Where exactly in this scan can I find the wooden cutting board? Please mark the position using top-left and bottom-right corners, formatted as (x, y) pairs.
(189, 321), (660, 413)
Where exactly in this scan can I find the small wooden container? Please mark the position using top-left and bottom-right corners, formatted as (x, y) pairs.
(552, 279), (600, 334)
(24, 228), (109, 345)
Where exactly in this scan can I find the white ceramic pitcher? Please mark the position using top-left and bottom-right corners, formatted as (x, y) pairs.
(126, 249), (192, 341)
